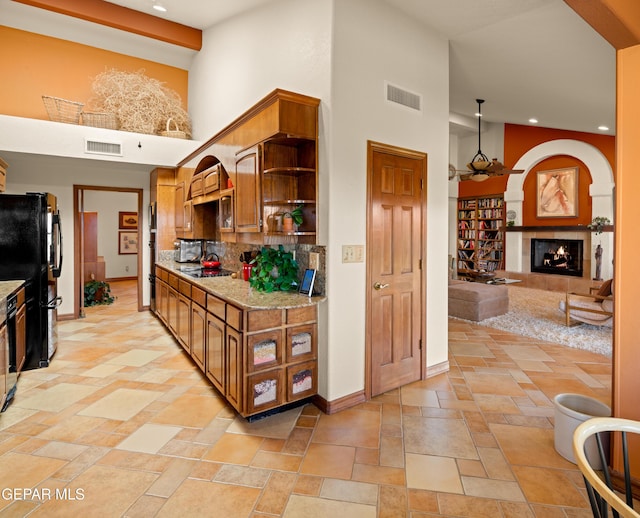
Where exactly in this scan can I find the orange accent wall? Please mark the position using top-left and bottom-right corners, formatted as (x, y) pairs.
(0, 26), (189, 121)
(459, 123), (615, 227)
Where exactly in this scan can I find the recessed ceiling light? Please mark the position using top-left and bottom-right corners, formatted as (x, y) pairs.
(529, 118), (538, 124)
(598, 125), (609, 131)
(153, 3), (167, 12)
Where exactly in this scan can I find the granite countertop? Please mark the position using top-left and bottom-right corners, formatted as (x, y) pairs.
(0, 280), (24, 302)
(156, 260), (325, 310)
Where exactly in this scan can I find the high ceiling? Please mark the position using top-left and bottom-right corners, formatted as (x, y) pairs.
(3, 0), (616, 134)
(103, 0), (616, 135)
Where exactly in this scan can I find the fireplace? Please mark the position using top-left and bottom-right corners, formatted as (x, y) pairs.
(531, 238), (583, 277)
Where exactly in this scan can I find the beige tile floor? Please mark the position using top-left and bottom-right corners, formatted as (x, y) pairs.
(0, 280), (611, 517)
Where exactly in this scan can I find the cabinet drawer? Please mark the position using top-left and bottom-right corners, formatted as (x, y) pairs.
(246, 369), (284, 415)
(286, 360), (317, 402)
(169, 273), (179, 290)
(286, 306), (316, 324)
(286, 323), (317, 363)
(247, 309), (282, 332)
(192, 285), (206, 308)
(203, 165), (220, 193)
(0, 169), (5, 192)
(226, 304), (243, 331)
(179, 279), (192, 297)
(156, 267), (168, 282)
(247, 329), (283, 373)
(207, 294), (226, 320)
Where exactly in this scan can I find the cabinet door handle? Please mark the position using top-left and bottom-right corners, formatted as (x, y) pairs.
(373, 282), (389, 290)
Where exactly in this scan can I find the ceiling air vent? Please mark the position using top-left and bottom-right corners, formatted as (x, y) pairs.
(385, 82), (422, 112)
(85, 139), (122, 156)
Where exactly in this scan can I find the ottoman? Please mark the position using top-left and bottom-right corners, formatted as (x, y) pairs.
(448, 279), (509, 321)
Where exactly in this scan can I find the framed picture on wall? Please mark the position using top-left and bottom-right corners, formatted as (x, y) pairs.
(118, 231), (138, 255)
(536, 167), (578, 218)
(118, 211), (138, 229)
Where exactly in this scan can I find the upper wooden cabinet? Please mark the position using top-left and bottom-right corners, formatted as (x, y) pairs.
(176, 89), (320, 245)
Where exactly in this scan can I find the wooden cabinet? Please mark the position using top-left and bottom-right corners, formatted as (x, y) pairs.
(150, 167), (176, 252)
(235, 146), (262, 233)
(226, 324), (244, 412)
(456, 195), (505, 276)
(174, 89), (320, 245)
(154, 265), (318, 417)
(190, 298), (206, 372)
(205, 311), (225, 393)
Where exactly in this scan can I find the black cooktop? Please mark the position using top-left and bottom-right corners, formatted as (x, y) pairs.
(179, 266), (234, 279)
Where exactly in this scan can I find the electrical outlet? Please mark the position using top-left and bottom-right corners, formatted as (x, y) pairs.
(309, 252), (320, 271)
(125, 265), (129, 272)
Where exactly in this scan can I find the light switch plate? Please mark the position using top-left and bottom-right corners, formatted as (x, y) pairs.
(342, 245), (364, 263)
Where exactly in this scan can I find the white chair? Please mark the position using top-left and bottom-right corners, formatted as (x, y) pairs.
(573, 417), (640, 518)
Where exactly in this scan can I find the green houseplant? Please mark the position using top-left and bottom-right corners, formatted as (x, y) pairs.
(84, 280), (115, 307)
(587, 216), (611, 235)
(249, 245), (299, 292)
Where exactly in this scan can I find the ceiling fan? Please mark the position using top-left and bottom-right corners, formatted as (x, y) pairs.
(450, 99), (525, 182)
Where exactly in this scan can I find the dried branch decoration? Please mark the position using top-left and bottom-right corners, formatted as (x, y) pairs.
(88, 69), (192, 138)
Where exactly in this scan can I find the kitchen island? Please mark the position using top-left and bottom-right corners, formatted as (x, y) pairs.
(154, 261), (322, 418)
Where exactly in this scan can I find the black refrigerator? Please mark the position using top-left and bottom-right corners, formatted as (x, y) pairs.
(0, 192), (63, 372)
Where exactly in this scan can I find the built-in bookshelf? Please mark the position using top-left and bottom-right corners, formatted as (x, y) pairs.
(456, 195), (505, 276)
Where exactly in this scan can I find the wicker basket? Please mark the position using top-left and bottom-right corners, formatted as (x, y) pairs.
(82, 112), (118, 130)
(160, 118), (187, 139)
(42, 96), (84, 124)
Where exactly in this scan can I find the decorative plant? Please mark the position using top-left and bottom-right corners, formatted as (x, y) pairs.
(249, 245), (299, 292)
(282, 205), (304, 226)
(84, 280), (115, 307)
(587, 216), (611, 235)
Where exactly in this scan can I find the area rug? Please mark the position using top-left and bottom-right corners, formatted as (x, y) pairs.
(458, 285), (612, 357)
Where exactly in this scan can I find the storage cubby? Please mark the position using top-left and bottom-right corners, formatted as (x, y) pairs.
(261, 138), (317, 242)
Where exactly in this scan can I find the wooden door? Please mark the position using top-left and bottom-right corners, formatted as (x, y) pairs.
(235, 146), (261, 233)
(367, 141), (426, 397)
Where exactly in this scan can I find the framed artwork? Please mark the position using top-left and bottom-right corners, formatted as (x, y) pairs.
(536, 167), (578, 218)
(118, 231), (138, 255)
(119, 211), (138, 229)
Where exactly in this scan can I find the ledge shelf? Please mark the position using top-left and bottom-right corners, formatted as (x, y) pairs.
(505, 225), (613, 232)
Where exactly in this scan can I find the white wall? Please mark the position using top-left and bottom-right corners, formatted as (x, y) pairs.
(188, 0), (450, 401)
(83, 190), (139, 278)
(329, 0), (450, 399)
(4, 153), (151, 317)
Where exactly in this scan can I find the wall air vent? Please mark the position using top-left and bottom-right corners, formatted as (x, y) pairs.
(84, 139), (122, 156)
(385, 82), (422, 112)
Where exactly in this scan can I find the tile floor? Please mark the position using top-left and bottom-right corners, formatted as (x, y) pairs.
(0, 280), (611, 517)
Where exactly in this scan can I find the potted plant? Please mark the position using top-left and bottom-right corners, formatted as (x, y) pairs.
(587, 216), (611, 235)
(282, 205), (303, 232)
(249, 245), (299, 292)
(84, 280), (115, 307)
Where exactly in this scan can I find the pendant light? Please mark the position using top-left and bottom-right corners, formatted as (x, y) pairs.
(467, 99), (490, 181)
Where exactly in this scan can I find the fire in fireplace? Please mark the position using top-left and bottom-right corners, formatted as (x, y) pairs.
(531, 238), (583, 277)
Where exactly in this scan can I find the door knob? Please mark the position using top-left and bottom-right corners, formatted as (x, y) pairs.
(373, 282), (389, 290)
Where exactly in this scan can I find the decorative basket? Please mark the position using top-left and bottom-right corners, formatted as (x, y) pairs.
(81, 112), (118, 130)
(160, 118), (187, 139)
(42, 95), (84, 124)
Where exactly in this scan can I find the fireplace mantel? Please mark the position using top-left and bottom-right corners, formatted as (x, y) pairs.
(505, 225), (614, 233)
